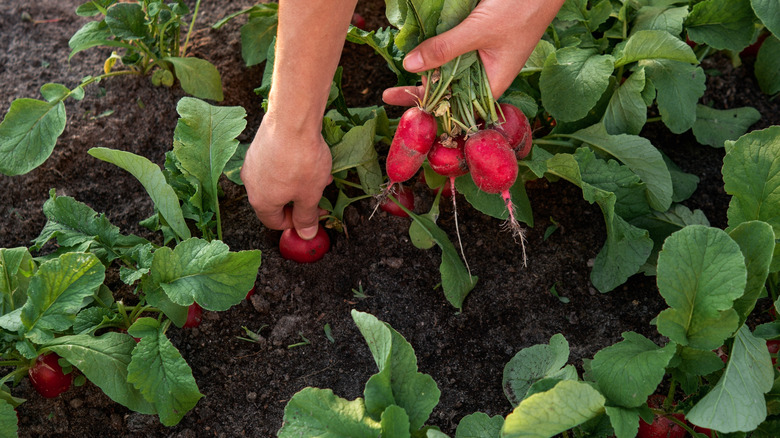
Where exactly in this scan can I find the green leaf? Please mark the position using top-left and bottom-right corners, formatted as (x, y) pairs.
(0, 247), (34, 315)
(502, 334), (577, 407)
(437, 0), (477, 34)
(353, 310), (440, 430)
(639, 59), (706, 134)
(754, 36), (780, 95)
(590, 332), (676, 408)
(172, 97), (246, 219)
(394, 0), (445, 53)
(105, 3), (148, 40)
(20, 252), (105, 338)
(151, 238), (261, 312)
(278, 387), (381, 437)
(127, 318), (202, 426)
(566, 124), (672, 212)
(163, 57), (224, 101)
(631, 6), (689, 36)
(604, 406), (641, 438)
(685, 0), (757, 51)
(0, 96), (66, 176)
(603, 68), (648, 135)
(330, 112), (382, 194)
(223, 142), (248, 185)
(752, 0), (780, 37)
(723, 126), (780, 271)
(614, 30), (698, 67)
(540, 47), (615, 122)
(523, 40), (555, 73)
(68, 20), (134, 60)
(656, 226), (746, 350)
(729, 221), (775, 327)
(88, 147), (191, 240)
(455, 174), (533, 226)
(240, 14), (278, 67)
(692, 105), (762, 148)
(404, 211), (478, 310)
(455, 412), (504, 438)
(0, 399), (18, 438)
(674, 346), (726, 377)
(346, 27), (417, 86)
(44, 332), (155, 414)
(546, 152), (653, 292)
(381, 405), (411, 438)
(501, 380), (606, 438)
(687, 325), (774, 433)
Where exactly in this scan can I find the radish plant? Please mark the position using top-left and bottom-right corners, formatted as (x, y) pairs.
(0, 98), (261, 433)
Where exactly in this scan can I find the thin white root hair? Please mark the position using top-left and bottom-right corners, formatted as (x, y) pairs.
(449, 177), (472, 279)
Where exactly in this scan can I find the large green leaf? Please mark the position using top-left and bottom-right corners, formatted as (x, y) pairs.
(754, 36), (780, 95)
(692, 105), (761, 148)
(687, 325), (774, 432)
(685, 0), (758, 51)
(752, 0), (780, 37)
(729, 221), (775, 327)
(354, 310), (440, 431)
(540, 47), (615, 122)
(45, 332), (155, 414)
(590, 332), (676, 408)
(631, 6), (689, 36)
(20, 252), (105, 340)
(566, 124), (672, 213)
(88, 147), (191, 240)
(455, 412), (504, 438)
(0, 95), (66, 176)
(502, 334), (577, 408)
(105, 3), (148, 40)
(127, 318), (202, 426)
(723, 126), (780, 271)
(278, 387), (381, 437)
(614, 30), (698, 67)
(656, 226), (746, 350)
(0, 399), (17, 438)
(151, 238), (261, 312)
(163, 57), (224, 101)
(639, 59), (705, 134)
(0, 247), (33, 315)
(502, 380), (605, 438)
(603, 68), (648, 135)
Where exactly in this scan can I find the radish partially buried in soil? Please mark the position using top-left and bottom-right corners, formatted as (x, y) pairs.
(464, 129), (527, 264)
(29, 353), (72, 398)
(279, 224), (331, 263)
(379, 184), (415, 217)
(493, 103), (532, 159)
(183, 303), (203, 328)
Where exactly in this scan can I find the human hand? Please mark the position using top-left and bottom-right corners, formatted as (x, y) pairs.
(240, 116), (332, 240)
(383, 0), (564, 106)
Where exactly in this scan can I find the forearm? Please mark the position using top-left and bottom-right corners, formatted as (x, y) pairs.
(266, 0), (358, 137)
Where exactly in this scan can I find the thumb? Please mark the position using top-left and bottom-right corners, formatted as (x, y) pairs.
(402, 20), (482, 72)
(291, 201), (322, 240)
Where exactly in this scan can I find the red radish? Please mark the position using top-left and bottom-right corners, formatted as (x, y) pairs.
(493, 103), (532, 159)
(639, 395), (686, 438)
(279, 224), (331, 263)
(464, 129), (527, 264)
(380, 184), (415, 217)
(428, 136), (468, 178)
(385, 107), (438, 186)
(740, 31), (769, 58)
(351, 13), (366, 30)
(246, 286), (256, 300)
(29, 353), (72, 398)
(767, 340), (780, 365)
(183, 303), (203, 328)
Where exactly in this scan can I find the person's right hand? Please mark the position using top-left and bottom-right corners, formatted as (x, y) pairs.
(240, 113), (332, 240)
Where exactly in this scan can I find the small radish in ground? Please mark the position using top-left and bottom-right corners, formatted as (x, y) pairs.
(351, 13), (366, 30)
(638, 395), (686, 438)
(464, 129), (527, 264)
(493, 103), (532, 159)
(29, 353), (72, 398)
(279, 224), (331, 263)
(385, 107), (438, 186)
(767, 339), (780, 365)
(380, 184), (415, 217)
(183, 303), (203, 328)
(246, 286), (256, 300)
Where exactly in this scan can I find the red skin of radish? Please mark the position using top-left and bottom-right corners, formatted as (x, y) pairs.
(464, 129), (518, 194)
(493, 103), (532, 160)
(638, 395), (686, 438)
(279, 224), (331, 263)
(380, 185), (415, 217)
(428, 136), (468, 178)
(29, 353), (72, 398)
(386, 107), (438, 184)
(183, 303), (203, 328)
(351, 13), (366, 30)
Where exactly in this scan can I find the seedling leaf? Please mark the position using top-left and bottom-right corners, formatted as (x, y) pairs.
(127, 318), (203, 426)
(502, 333), (576, 407)
(45, 332), (155, 415)
(0, 97), (66, 176)
(105, 3), (148, 40)
(164, 57), (224, 102)
(455, 412), (504, 438)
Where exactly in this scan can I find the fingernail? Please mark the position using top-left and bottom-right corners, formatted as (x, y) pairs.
(297, 226), (318, 240)
(404, 51), (423, 71)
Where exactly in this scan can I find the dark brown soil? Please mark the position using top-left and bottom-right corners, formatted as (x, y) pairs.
(1, 1), (778, 437)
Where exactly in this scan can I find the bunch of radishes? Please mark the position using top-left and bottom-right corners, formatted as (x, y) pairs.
(382, 56), (533, 262)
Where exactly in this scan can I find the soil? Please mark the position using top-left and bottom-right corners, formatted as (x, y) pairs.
(1, 1), (778, 437)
